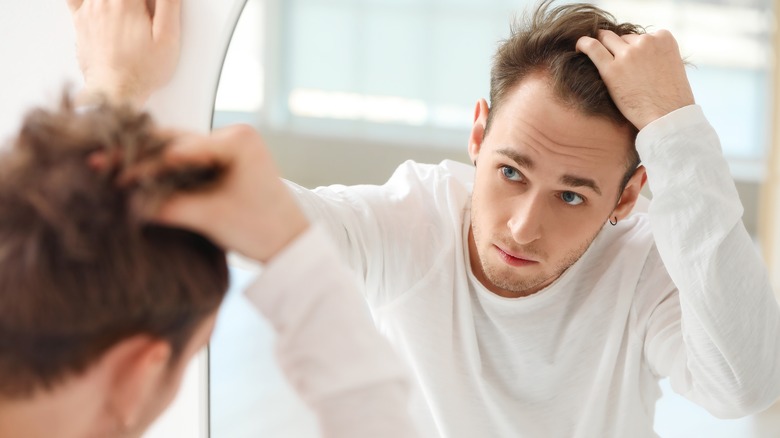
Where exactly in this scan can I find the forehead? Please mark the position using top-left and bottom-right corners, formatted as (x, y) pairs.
(486, 75), (633, 174)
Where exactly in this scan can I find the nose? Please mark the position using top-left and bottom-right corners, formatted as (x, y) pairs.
(507, 194), (544, 245)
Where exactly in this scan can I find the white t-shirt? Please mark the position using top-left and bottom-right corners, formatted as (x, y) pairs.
(285, 105), (780, 437)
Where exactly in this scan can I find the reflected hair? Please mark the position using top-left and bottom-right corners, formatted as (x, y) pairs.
(488, 0), (644, 190)
(0, 94), (229, 399)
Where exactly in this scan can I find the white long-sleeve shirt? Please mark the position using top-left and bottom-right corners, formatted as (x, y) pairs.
(243, 225), (419, 438)
(285, 105), (780, 437)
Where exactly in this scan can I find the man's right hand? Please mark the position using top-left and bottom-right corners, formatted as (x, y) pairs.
(67, 0), (182, 108)
(124, 125), (310, 264)
(576, 29), (695, 131)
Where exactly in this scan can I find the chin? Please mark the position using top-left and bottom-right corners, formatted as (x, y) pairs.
(483, 263), (548, 294)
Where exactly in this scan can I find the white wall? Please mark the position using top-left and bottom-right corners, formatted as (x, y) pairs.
(0, 2), (82, 141)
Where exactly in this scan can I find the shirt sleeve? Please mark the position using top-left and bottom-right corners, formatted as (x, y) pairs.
(283, 160), (471, 307)
(638, 104), (780, 418)
(243, 224), (419, 438)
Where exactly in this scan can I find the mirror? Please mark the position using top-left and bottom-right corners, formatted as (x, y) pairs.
(208, 1), (777, 437)
(209, 4), (319, 437)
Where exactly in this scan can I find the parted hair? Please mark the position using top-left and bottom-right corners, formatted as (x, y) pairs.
(489, 0), (644, 187)
(0, 96), (229, 398)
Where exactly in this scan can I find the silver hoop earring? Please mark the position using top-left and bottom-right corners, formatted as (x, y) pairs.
(609, 217), (618, 226)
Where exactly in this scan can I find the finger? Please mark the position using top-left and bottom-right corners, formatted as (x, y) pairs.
(209, 123), (264, 157)
(113, 0), (148, 15)
(620, 33), (642, 45)
(650, 29), (674, 40)
(129, 186), (201, 231)
(152, 0), (182, 43)
(87, 150), (121, 172)
(576, 36), (614, 68)
(596, 29), (629, 57)
(88, 152), (107, 171)
(117, 149), (222, 188)
(649, 29), (681, 52)
(108, 128), (230, 187)
(66, 0), (84, 12)
(155, 192), (213, 234)
(164, 135), (226, 167)
(117, 159), (166, 187)
(156, 127), (185, 135)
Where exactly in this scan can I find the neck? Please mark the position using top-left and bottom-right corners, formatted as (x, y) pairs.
(0, 378), (113, 438)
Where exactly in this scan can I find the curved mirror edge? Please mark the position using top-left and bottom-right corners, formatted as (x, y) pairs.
(209, 1), (319, 437)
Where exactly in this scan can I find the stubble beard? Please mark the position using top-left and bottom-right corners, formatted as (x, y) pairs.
(470, 207), (602, 296)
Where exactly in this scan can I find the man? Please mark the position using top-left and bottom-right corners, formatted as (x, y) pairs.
(0, 97), (417, 437)
(70, 0), (780, 436)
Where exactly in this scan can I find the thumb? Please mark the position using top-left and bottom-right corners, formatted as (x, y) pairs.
(155, 192), (217, 237)
(152, 0), (182, 44)
(66, 0), (84, 13)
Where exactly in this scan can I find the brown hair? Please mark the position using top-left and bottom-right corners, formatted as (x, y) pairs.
(488, 0), (643, 189)
(0, 96), (229, 398)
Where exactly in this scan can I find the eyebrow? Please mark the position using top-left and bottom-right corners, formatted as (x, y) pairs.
(495, 148), (602, 196)
(496, 148), (535, 170)
(560, 175), (602, 196)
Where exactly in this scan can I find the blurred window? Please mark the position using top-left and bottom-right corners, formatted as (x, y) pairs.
(215, 0), (773, 168)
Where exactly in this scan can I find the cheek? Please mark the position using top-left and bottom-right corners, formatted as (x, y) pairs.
(472, 184), (512, 229)
(544, 208), (606, 246)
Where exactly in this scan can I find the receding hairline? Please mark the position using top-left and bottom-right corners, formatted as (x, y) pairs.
(484, 71), (640, 193)
(485, 0), (645, 187)
(487, 69), (635, 134)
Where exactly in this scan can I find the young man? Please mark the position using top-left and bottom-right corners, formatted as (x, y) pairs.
(70, 0), (780, 436)
(0, 98), (417, 437)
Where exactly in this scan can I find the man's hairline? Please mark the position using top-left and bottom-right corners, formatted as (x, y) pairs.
(483, 70), (638, 196)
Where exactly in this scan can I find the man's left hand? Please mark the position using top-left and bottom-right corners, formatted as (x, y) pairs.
(67, 0), (182, 108)
(576, 29), (695, 131)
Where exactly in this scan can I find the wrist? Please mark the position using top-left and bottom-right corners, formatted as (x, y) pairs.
(79, 76), (149, 109)
(249, 210), (311, 264)
(238, 186), (311, 264)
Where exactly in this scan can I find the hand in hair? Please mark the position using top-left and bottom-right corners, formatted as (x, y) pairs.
(576, 29), (695, 130)
(116, 124), (311, 263)
(67, 0), (181, 107)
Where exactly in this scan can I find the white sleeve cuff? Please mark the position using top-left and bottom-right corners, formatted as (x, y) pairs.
(635, 104), (717, 161)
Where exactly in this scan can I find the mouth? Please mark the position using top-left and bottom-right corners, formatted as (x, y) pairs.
(494, 245), (539, 267)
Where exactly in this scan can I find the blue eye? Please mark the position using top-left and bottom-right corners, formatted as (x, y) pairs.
(501, 166), (523, 182)
(561, 191), (584, 206)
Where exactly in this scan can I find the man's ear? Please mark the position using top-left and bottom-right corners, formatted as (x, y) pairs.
(612, 165), (648, 221)
(468, 98), (490, 164)
(102, 335), (172, 429)
(97, 314), (217, 433)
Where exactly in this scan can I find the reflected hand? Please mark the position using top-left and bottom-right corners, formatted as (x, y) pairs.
(127, 125), (310, 263)
(576, 29), (695, 130)
(67, 0), (182, 108)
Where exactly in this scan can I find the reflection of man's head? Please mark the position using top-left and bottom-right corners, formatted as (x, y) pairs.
(0, 97), (228, 435)
(468, 1), (647, 298)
